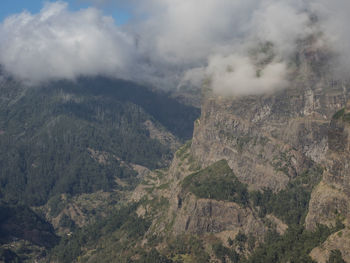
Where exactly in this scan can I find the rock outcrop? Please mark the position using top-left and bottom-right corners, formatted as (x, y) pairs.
(172, 195), (266, 238)
(191, 42), (349, 191)
(130, 36), (350, 262)
(306, 104), (350, 262)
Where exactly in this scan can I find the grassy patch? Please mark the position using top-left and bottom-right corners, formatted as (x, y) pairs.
(182, 160), (249, 206)
(157, 183), (170, 190)
(251, 165), (323, 225)
(333, 108), (345, 120)
(332, 108), (350, 123)
(176, 141), (192, 159)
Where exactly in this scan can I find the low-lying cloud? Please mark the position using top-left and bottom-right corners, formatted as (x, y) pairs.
(0, 0), (349, 95)
(0, 2), (135, 84)
(204, 55), (288, 96)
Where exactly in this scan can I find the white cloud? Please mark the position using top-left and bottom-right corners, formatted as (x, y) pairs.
(206, 54), (288, 96)
(0, 2), (135, 84)
(134, 0), (311, 94)
(309, 0), (350, 76)
(134, 0), (259, 65)
(251, 1), (312, 57)
(0, 0), (349, 94)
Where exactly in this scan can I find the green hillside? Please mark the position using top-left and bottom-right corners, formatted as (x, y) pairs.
(0, 77), (199, 206)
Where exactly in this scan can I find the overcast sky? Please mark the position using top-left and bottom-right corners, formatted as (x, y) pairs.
(0, 0), (349, 95)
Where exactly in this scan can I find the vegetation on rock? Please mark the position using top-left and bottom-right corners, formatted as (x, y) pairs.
(182, 160), (249, 206)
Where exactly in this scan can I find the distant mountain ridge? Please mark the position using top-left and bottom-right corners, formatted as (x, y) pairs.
(0, 77), (199, 206)
(2, 34), (350, 262)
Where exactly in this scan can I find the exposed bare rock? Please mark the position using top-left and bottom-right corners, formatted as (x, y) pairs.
(172, 194), (266, 238)
(310, 229), (350, 263)
(88, 147), (151, 178)
(306, 106), (350, 262)
(128, 38), (350, 261)
(88, 148), (109, 164)
(130, 164), (151, 178)
(189, 39), (350, 193)
(190, 93), (341, 191)
(306, 181), (349, 230)
(131, 143), (267, 253)
(266, 214), (288, 235)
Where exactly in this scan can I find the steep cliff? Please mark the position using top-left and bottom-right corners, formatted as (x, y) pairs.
(130, 37), (350, 262)
(306, 104), (350, 262)
(191, 48), (348, 191)
(47, 38), (350, 262)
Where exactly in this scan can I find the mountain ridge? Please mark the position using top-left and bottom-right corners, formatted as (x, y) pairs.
(1, 34), (350, 262)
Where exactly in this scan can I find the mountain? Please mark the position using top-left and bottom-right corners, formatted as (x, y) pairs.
(0, 76), (199, 206)
(2, 36), (350, 262)
(0, 76), (200, 262)
(306, 105), (350, 262)
(44, 36), (350, 262)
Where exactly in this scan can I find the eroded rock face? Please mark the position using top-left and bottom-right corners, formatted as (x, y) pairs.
(132, 39), (350, 261)
(306, 108), (350, 262)
(191, 62), (348, 191)
(172, 194), (265, 238)
(306, 112), (350, 229)
(310, 229), (350, 263)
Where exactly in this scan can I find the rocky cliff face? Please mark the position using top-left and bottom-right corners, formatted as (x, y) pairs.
(191, 42), (349, 191)
(171, 195), (266, 238)
(131, 144), (267, 259)
(128, 38), (350, 262)
(306, 105), (350, 262)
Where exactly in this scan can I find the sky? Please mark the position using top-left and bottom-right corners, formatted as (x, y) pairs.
(0, 0), (349, 95)
(0, 0), (130, 24)
(0, 0), (43, 21)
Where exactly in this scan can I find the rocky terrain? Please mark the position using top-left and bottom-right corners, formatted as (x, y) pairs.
(1, 34), (350, 262)
(0, 76), (199, 262)
(307, 104), (350, 262)
(120, 36), (350, 262)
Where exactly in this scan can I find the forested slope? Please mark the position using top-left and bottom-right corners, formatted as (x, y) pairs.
(0, 76), (199, 206)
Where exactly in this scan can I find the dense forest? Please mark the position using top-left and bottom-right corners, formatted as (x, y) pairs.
(0, 77), (199, 206)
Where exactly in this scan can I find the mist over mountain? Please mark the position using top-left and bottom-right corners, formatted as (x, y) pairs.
(1, 0), (350, 262)
(0, 0), (349, 93)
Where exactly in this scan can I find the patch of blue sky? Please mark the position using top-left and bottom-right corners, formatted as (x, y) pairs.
(0, 0), (130, 25)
